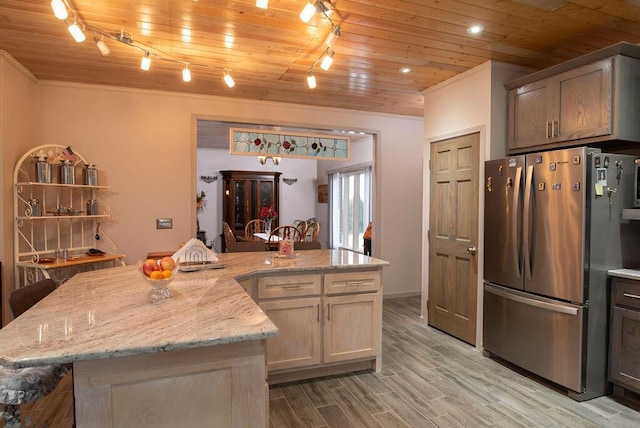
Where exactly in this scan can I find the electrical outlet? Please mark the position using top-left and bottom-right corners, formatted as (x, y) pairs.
(156, 218), (173, 229)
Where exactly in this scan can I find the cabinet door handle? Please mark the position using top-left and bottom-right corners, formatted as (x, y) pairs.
(553, 120), (558, 138)
(623, 292), (640, 300)
(316, 304), (320, 322)
(546, 121), (551, 139)
(281, 285), (302, 289)
(327, 304), (331, 321)
(346, 280), (364, 286)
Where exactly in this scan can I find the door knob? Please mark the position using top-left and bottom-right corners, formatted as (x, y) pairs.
(466, 246), (477, 255)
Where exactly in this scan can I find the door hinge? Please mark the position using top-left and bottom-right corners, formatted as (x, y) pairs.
(427, 230), (430, 241)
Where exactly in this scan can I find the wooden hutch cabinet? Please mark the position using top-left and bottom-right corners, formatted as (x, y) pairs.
(221, 170), (281, 238)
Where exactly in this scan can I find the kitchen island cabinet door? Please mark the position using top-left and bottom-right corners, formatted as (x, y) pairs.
(260, 297), (321, 372)
(323, 292), (381, 365)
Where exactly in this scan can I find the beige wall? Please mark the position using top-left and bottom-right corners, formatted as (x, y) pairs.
(1, 53), (424, 324)
(421, 61), (530, 347)
(0, 53), (39, 324)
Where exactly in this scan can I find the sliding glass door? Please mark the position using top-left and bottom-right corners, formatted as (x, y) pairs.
(330, 167), (371, 252)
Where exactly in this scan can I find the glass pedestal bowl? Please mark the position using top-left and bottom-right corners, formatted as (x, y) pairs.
(139, 259), (179, 304)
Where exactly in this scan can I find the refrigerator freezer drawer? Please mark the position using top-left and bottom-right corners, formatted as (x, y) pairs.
(483, 283), (584, 393)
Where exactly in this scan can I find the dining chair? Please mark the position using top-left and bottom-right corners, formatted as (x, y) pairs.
(305, 222), (320, 242)
(1, 279), (70, 428)
(223, 222), (236, 252)
(245, 219), (266, 236)
(294, 220), (308, 240)
(226, 241), (266, 252)
(268, 225), (302, 245)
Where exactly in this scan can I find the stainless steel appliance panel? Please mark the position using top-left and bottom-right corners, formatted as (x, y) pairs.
(523, 147), (586, 303)
(483, 282), (584, 393)
(484, 156), (525, 290)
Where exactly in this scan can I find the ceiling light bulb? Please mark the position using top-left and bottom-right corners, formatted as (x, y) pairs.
(94, 36), (110, 56)
(467, 25), (483, 34)
(224, 71), (235, 88)
(141, 51), (151, 71)
(307, 72), (317, 89)
(67, 21), (86, 43)
(399, 67), (412, 73)
(320, 50), (334, 71)
(256, 0), (268, 9)
(182, 64), (191, 82)
(325, 25), (340, 47)
(300, 2), (316, 23)
(51, 0), (68, 20)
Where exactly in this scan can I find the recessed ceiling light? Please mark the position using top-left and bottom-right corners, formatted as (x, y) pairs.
(467, 25), (483, 35)
(399, 67), (412, 74)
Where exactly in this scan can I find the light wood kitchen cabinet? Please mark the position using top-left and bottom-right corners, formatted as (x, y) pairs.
(324, 292), (381, 364)
(254, 269), (382, 383)
(506, 44), (640, 154)
(259, 297), (321, 371)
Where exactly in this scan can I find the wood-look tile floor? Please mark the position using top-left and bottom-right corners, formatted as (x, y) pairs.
(3, 296), (640, 427)
(268, 296), (640, 428)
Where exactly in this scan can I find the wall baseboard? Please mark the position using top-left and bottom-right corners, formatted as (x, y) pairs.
(383, 291), (421, 299)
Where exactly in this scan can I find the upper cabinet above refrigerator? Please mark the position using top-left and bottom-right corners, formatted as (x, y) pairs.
(505, 43), (640, 154)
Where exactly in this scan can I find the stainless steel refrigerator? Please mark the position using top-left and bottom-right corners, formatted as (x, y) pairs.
(483, 146), (640, 401)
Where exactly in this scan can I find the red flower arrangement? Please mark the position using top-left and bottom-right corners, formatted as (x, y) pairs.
(260, 205), (278, 220)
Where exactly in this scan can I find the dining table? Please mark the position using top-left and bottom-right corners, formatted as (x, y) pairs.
(236, 232), (281, 250)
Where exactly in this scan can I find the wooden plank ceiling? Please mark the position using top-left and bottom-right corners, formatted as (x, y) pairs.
(1, 0), (640, 117)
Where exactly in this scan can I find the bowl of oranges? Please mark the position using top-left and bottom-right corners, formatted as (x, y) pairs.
(139, 256), (179, 303)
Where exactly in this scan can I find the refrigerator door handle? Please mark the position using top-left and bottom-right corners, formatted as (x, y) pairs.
(523, 165), (534, 280)
(512, 166), (522, 278)
(485, 284), (579, 316)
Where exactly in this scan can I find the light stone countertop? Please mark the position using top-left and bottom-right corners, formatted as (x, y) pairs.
(608, 268), (640, 281)
(0, 249), (389, 368)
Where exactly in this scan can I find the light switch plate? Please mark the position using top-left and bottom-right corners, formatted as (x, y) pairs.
(156, 218), (173, 229)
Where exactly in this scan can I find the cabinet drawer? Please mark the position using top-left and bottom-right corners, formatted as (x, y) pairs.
(324, 270), (381, 294)
(613, 280), (640, 310)
(258, 274), (321, 299)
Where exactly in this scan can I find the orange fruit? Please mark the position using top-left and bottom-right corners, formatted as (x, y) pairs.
(162, 270), (172, 279)
(150, 271), (164, 280)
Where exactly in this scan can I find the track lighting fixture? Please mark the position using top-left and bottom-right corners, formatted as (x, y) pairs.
(67, 20), (85, 43)
(51, 0), (68, 20)
(141, 51), (151, 71)
(53, 1), (345, 92)
(307, 71), (317, 89)
(94, 35), (110, 56)
(320, 49), (334, 71)
(224, 71), (235, 88)
(182, 64), (191, 82)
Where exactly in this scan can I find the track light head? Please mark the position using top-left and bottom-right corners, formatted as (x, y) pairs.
(320, 49), (334, 71)
(67, 20), (86, 43)
(182, 64), (192, 82)
(140, 51), (151, 70)
(51, 0), (68, 20)
(94, 36), (111, 56)
(325, 25), (340, 47)
(299, 2), (317, 23)
(224, 70), (235, 88)
(307, 71), (317, 89)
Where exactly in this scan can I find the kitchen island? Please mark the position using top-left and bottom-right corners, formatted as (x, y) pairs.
(0, 249), (388, 427)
